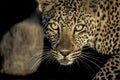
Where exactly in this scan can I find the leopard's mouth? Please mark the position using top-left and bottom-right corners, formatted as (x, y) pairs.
(59, 58), (73, 65)
(51, 49), (81, 66)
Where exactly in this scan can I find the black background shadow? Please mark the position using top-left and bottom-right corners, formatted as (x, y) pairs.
(0, 0), (111, 80)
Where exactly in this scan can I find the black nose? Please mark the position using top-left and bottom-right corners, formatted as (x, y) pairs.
(59, 49), (71, 57)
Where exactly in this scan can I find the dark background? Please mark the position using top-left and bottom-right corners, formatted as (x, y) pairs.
(0, 0), (110, 80)
(0, 0), (38, 41)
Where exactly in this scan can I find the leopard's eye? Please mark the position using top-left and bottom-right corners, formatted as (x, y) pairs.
(51, 25), (59, 30)
(48, 20), (59, 30)
(75, 25), (83, 31)
(48, 23), (59, 30)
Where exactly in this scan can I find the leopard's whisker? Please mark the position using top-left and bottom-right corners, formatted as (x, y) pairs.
(77, 57), (95, 76)
(82, 52), (104, 65)
(42, 51), (52, 64)
(80, 55), (101, 69)
(75, 59), (81, 68)
(31, 57), (41, 71)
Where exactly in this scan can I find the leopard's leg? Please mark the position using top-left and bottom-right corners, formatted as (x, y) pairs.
(93, 55), (120, 80)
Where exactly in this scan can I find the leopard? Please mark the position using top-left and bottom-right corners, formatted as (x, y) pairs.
(37, 0), (120, 79)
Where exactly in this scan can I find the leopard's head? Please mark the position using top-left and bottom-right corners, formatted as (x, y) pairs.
(37, 0), (99, 65)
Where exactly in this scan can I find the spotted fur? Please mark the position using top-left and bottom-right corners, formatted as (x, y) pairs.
(37, 0), (120, 79)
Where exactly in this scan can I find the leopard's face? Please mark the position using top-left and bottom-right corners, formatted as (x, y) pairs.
(42, 11), (97, 65)
(39, 0), (98, 65)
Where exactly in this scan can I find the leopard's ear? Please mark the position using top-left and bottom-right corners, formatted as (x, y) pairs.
(36, 0), (57, 12)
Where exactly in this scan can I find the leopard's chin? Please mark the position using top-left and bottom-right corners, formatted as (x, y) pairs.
(58, 58), (74, 66)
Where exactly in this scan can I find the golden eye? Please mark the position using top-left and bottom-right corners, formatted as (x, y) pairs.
(75, 25), (83, 31)
(51, 25), (59, 30)
(49, 20), (59, 30)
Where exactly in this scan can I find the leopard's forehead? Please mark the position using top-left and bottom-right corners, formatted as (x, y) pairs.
(41, 0), (97, 29)
(42, 0), (92, 24)
(55, 0), (86, 11)
(43, 0), (88, 15)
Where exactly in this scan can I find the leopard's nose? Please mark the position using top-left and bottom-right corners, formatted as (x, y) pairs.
(59, 49), (71, 57)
